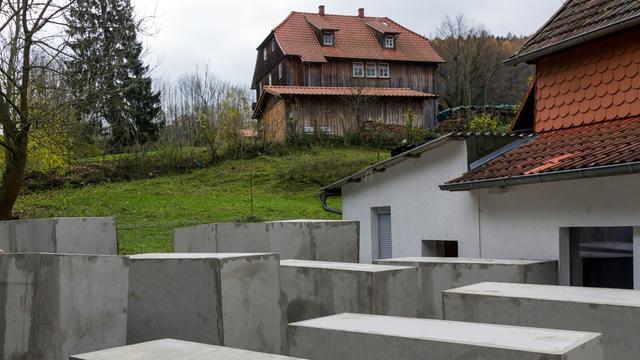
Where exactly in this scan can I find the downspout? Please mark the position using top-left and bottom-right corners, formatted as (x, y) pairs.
(319, 190), (342, 215)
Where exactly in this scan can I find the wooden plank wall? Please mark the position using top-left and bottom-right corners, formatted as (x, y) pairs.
(262, 100), (287, 142)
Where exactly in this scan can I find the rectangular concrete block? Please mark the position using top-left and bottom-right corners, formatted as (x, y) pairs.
(443, 282), (640, 360)
(174, 220), (359, 262)
(288, 313), (602, 360)
(126, 253), (283, 354)
(70, 339), (305, 359)
(0, 217), (118, 254)
(375, 257), (557, 318)
(1, 253), (129, 360)
(280, 260), (418, 323)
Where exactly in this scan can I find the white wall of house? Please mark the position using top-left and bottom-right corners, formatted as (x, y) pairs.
(342, 140), (479, 263)
(341, 140), (640, 287)
(475, 173), (640, 285)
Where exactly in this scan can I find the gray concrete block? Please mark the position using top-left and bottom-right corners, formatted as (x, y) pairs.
(288, 313), (603, 360)
(0, 217), (118, 254)
(442, 282), (640, 360)
(174, 220), (359, 262)
(70, 339), (305, 359)
(375, 257), (557, 318)
(126, 253), (283, 354)
(1, 253), (129, 360)
(280, 260), (418, 323)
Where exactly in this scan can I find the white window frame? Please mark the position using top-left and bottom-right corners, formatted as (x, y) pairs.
(353, 62), (364, 78)
(379, 63), (390, 78)
(268, 73), (272, 86)
(278, 63), (283, 80)
(263, 48), (267, 61)
(384, 35), (395, 48)
(323, 32), (333, 46)
(366, 62), (377, 78)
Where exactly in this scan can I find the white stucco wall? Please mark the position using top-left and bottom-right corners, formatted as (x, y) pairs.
(342, 140), (479, 263)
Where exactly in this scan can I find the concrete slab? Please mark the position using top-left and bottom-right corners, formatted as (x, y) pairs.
(70, 339), (305, 359)
(174, 220), (359, 262)
(126, 253), (283, 354)
(375, 257), (557, 318)
(1, 253), (129, 360)
(443, 282), (640, 360)
(0, 217), (117, 254)
(280, 260), (419, 325)
(288, 313), (602, 360)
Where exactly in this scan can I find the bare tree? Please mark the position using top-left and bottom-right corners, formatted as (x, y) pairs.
(0, 0), (74, 219)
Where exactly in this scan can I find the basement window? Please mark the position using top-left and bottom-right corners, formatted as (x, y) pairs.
(379, 63), (389, 78)
(323, 32), (334, 46)
(353, 62), (364, 78)
(384, 35), (395, 48)
(366, 62), (377, 78)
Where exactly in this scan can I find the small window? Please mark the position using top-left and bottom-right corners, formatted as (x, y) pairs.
(366, 62), (377, 78)
(422, 240), (459, 257)
(323, 32), (333, 46)
(384, 35), (395, 48)
(268, 73), (272, 86)
(379, 63), (389, 78)
(271, 39), (276, 52)
(263, 48), (267, 61)
(278, 63), (283, 79)
(353, 62), (364, 78)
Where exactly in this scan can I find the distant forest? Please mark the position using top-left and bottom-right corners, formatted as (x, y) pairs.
(431, 15), (535, 108)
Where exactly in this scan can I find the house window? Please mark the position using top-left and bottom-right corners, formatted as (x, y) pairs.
(384, 35), (395, 48)
(379, 63), (389, 78)
(422, 240), (459, 257)
(268, 73), (272, 86)
(271, 39), (276, 52)
(353, 62), (364, 77)
(366, 62), (377, 78)
(323, 32), (334, 46)
(263, 48), (267, 61)
(278, 63), (283, 79)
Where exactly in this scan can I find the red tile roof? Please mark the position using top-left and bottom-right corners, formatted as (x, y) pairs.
(507, 0), (640, 64)
(446, 116), (640, 186)
(263, 85), (436, 98)
(534, 26), (640, 132)
(272, 11), (444, 63)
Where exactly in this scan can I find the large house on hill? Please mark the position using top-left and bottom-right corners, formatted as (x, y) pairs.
(251, 6), (444, 142)
(322, 0), (640, 290)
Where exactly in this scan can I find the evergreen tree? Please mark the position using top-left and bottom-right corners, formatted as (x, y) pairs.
(65, 0), (161, 149)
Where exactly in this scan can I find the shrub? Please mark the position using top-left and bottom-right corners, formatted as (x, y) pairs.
(466, 113), (512, 133)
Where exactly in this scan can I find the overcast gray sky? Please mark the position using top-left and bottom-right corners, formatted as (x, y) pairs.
(131, 0), (562, 86)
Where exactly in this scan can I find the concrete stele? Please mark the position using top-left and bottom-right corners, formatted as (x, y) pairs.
(70, 339), (305, 359)
(288, 313), (603, 360)
(443, 282), (640, 360)
(126, 253), (283, 354)
(375, 256), (557, 318)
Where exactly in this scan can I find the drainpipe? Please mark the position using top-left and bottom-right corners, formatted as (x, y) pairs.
(319, 190), (342, 215)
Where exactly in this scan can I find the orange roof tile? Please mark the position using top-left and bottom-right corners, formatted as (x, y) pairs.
(271, 11), (444, 63)
(446, 116), (640, 185)
(263, 85), (436, 98)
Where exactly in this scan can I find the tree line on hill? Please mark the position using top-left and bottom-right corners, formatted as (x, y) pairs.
(0, 1), (533, 220)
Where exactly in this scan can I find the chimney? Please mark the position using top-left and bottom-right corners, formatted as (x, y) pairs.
(358, 8), (365, 18)
(319, 5), (325, 16)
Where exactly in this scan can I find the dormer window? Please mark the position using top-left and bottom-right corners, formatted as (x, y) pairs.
(384, 35), (395, 48)
(323, 32), (334, 46)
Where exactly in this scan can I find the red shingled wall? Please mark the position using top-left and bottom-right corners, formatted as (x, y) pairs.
(535, 26), (640, 132)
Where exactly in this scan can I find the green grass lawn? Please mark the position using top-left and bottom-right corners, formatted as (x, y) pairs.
(16, 146), (387, 254)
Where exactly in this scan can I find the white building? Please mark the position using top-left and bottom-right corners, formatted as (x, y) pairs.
(320, 0), (640, 290)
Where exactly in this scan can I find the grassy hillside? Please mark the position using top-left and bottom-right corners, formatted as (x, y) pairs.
(16, 147), (387, 254)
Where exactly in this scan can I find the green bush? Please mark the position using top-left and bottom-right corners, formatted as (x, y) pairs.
(466, 113), (512, 133)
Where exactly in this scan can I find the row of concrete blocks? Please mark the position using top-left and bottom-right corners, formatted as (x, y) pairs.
(0, 217), (361, 262)
(6, 251), (612, 360)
